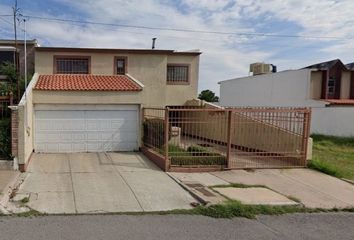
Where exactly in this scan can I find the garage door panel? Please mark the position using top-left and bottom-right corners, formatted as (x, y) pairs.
(59, 143), (72, 152)
(60, 133), (72, 141)
(73, 133), (86, 141)
(36, 110), (85, 119)
(35, 107), (139, 153)
(46, 143), (59, 152)
(73, 143), (86, 152)
(112, 132), (137, 141)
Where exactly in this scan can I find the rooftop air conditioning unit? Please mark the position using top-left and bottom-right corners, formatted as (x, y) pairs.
(250, 63), (271, 75)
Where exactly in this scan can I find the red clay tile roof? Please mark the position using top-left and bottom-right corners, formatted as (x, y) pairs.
(324, 99), (354, 105)
(34, 74), (142, 91)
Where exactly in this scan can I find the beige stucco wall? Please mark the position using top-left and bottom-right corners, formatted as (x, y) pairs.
(310, 71), (322, 99)
(165, 55), (199, 106)
(33, 90), (142, 105)
(35, 51), (199, 107)
(17, 74), (38, 165)
(341, 71), (351, 99)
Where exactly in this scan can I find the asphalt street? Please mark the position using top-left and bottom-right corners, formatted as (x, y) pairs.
(0, 212), (353, 240)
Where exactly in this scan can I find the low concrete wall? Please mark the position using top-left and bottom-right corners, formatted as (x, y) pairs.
(312, 107), (354, 137)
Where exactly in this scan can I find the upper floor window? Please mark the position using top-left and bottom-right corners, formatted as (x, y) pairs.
(115, 57), (127, 75)
(327, 77), (336, 96)
(54, 56), (90, 74)
(167, 64), (189, 84)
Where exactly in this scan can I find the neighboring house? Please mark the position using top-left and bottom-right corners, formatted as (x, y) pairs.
(219, 59), (354, 136)
(0, 39), (38, 79)
(346, 62), (354, 70)
(11, 46), (201, 171)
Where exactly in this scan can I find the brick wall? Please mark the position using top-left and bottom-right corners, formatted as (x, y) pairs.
(11, 108), (18, 158)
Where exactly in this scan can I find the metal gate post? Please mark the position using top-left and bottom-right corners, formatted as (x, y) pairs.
(226, 110), (233, 168)
(164, 107), (170, 171)
(302, 108), (311, 166)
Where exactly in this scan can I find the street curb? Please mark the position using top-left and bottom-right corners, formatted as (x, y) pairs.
(0, 171), (25, 214)
(342, 178), (354, 185)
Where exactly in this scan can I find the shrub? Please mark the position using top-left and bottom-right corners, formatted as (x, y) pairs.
(143, 118), (171, 149)
(171, 145), (227, 166)
(0, 118), (11, 159)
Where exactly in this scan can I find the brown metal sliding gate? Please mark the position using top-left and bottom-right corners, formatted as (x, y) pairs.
(142, 107), (311, 171)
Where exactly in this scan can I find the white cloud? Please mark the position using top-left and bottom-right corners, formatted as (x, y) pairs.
(2, 0), (354, 95)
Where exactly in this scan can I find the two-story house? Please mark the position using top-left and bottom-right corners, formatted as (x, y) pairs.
(0, 39), (38, 79)
(218, 59), (354, 137)
(12, 46), (201, 171)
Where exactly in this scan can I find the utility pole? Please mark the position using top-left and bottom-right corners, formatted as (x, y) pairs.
(12, 0), (20, 101)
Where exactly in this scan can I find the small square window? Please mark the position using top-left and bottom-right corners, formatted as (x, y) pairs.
(167, 65), (189, 84)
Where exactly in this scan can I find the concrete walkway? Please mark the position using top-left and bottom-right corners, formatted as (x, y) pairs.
(0, 170), (20, 211)
(14, 153), (195, 214)
(170, 169), (354, 209)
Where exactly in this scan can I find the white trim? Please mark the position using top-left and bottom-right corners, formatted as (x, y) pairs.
(8, 106), (18, 111)
(18, 73), (39, 107)
(126, 74), (144, 88)
(34, 104), (139, 111)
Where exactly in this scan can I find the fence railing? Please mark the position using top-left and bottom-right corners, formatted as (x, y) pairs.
(0, 94), (13, 119)
(142, 107), (311, 171)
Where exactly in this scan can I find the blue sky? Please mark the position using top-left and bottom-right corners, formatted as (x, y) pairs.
(1, 0), (353, 94)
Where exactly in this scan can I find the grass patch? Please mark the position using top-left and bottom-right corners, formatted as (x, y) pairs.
(15, 209), (43, 217)
(20, 197), (30, 204)
(309, 134), (354, 180)
(169, 201), (317, 219)
(2, 203), (354, 219)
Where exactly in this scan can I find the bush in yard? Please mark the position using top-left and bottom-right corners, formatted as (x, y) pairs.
(143, 118), (171, 149)
(171, 145), (227, 166)
(0, 118), (11, 159)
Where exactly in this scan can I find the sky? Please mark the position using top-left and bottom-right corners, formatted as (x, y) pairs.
(1, 0), (354, 95)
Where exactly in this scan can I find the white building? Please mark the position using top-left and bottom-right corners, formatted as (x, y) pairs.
(219, 60), (354, 137)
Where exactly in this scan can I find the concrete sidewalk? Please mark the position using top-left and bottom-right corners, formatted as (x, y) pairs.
(11, 153), (195, 214)
(0, 170), (21, 212)
(170, 169), (354, 209)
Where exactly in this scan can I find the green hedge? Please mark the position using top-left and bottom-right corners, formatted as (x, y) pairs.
(0, 118), (11, 159)
(170, 144), (227, 166)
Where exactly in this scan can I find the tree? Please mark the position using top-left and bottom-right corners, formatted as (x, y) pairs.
(198, 89), (219, 102)
(0, 62), (17, 96)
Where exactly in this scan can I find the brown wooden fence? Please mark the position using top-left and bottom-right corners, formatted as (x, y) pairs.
(142, 107), (311, 172)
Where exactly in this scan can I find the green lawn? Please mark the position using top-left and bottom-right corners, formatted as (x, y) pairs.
(309, 135), (354, 181)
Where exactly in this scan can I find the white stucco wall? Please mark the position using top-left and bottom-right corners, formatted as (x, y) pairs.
(17, 73), (39, 165)
(312, 107), (354, 137)
(219, 69), (354, 136)
(219, 69), (324, 108)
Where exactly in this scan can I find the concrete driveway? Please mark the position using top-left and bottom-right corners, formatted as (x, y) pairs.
(170, 169), (354, 209)
(14, 153), (195, 214)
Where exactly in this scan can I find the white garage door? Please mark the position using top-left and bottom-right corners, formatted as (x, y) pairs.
(34, 105), (139, 153)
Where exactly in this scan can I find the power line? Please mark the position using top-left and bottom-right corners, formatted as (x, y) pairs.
(23, 14), (354, 41)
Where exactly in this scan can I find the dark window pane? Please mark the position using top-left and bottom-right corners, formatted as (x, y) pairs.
(116, 58), (126, 75)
